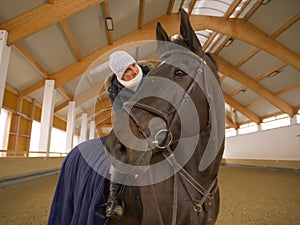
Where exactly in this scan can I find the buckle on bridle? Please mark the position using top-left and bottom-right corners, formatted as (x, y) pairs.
(152, 129), (173, 149)
(193, 200), (203, 214)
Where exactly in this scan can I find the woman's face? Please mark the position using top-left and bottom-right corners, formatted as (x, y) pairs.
(122, 63), (139, 81)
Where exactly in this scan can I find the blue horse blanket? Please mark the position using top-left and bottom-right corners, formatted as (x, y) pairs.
(47, 137), (110, 225)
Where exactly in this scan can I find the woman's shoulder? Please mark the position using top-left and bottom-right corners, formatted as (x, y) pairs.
(138, 60), (154, 70)
(104, 73), (119, 91)
(138, 60), (154, 77)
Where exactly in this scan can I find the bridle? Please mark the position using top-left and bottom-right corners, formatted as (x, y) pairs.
(122, 49), (219, 224)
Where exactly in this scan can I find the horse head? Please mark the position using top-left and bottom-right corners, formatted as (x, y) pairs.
(105, 9), (224, 184)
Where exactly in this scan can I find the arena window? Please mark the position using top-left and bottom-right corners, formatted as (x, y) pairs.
(225, 127), (237, 137)
(260, 113), (290, 131)
(237, 122), (258, 135)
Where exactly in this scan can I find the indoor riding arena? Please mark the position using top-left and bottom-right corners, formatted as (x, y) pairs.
(0, 0), (299, 225)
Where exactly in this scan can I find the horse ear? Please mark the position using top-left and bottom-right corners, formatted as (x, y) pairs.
(156, 22), (171, 53)
(179, 8), (204, 57)
(156, 22), (171, 42)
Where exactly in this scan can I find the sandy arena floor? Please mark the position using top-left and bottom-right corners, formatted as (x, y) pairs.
(0, 166), (299, 225)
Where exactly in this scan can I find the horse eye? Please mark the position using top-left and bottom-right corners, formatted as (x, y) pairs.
(174, 69), (186, 77)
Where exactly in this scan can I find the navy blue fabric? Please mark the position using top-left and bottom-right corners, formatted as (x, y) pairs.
(47, 137), (109, 225)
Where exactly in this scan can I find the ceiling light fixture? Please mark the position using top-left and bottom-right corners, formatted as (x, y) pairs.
(105, 17), (114, 31)
(225, 38), (234, 47)
(237, 89), (246, 95)
(267, 70), (280, 78)
(261, 0), (271, 5)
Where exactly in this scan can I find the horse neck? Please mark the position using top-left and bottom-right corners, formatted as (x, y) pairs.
(183, 126), (224, 187)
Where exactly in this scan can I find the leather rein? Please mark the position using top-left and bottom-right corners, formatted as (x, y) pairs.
(122, 50), (218, 224)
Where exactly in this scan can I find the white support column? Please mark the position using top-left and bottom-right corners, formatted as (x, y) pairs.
(89, 120), (95, 140)
(290, 115), (297, 125)
(39, 80), (56, 156)
(257, 123), (262, 131)
(65, 101), (76, 152)
(79, 113), (88, 143)
(0, 31), (11, 111)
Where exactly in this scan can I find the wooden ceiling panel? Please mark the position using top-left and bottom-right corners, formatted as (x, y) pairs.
(235, 111), (250, 124)
(79, 97), (99, 113)
(221, 77), (243, 94)
(279, 88), (300, 108)
(88, 62), (111, 84)
(144, 0), (171, 24)
(218, 39), (256, 66)
(20, 24), (77, 74)
(29, 87), (45, 105)
(61, 76), (81, 98)
(275, 20), (300, 53)
(249, 101), (281, 118)
(239, 50), (284, 80)
(54, 90), (68, 107)
(109, 0), (140, 40)
(232, 89), (261, 106)
(191, 0), (232, 16)
(6, 48), (44, 91)
(258, 66), (300, 93)
(73, 75), (96, 97)
(55, 107), (68, 119)
(248, 0), (300, 35)
(0, 0), (47, 22)
(66, 4), (109, 57)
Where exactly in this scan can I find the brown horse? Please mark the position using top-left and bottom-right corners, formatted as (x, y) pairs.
(105, 8), (225, 225)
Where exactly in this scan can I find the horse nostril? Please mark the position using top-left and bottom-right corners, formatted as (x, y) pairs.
(119, 146), (127, 154)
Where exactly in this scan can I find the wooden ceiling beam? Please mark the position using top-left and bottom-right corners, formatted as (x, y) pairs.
(188, 0), (197, 16)
(98, 117), (112, 127)
(224, 0), (242, 18)
(246, 82), (300, 109)
(73, 81), (105, 106)
(13, 44), (49, 78)
(213, 0), (251, 54)
(90, 98), (111, 115)
(224, 93), (260, 124)
(203, 0), (241, 51)
(215, 55), (295, 116)
(20, 13), (181, 97)
(0, 0), (105, 46)
(59, 20), (83, 61)
(168, 0), (176, 14)
(230, 106), (236, 125)
(235, 11), (300, 68)
(189, 15), (300, 71)
(103, 0), (113, 44)
(229, 62), (287, 97)
(54, 101), (69, 112)
(14, 43), (73, 102)
(226, 117), (238, 129)
(95, 109), (112, 125)
(57, 87), (72, 100)
(138, 0), (146, 29)
(244, 0), (263, 20)
(179, 0), (185, 11)
(14, 12), (299, 115)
